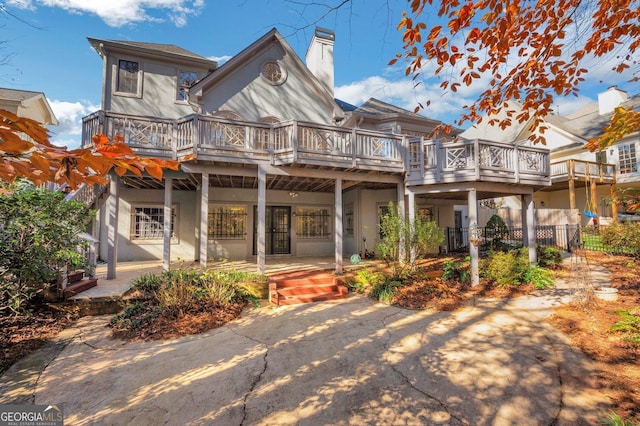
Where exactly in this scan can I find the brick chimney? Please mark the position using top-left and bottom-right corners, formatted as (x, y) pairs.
(598, 86), (628, 115)
(306, 27), (335, 96)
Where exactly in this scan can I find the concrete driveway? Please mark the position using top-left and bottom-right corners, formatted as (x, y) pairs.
(1, 289), (610, 425)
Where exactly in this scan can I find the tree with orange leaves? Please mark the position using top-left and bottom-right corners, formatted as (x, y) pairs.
(388, 0), (639, 146)
(0, 108), (180, 190)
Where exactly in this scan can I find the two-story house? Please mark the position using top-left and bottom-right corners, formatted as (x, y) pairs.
(77, 28), (551, 282)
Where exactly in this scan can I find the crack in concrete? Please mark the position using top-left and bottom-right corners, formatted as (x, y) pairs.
(240, 347), (268, 426)
(545, 334), (565, 426)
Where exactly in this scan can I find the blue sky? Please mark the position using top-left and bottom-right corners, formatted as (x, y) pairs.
(1, 0), (637, 148)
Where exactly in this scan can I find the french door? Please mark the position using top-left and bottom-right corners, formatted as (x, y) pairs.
(253, 206), (291, 255)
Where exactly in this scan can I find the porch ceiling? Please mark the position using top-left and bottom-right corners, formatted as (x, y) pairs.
(120, 172), (396, 193)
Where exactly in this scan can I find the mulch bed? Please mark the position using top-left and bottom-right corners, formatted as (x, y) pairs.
(0, 305), (78, 376)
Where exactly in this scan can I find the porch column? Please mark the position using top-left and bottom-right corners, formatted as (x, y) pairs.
(163, 177), (173, 272)
(611, 185), (618, 222)
(521, 195), (528, 244)
(106, 174), (119, 280)
(524, 193), (536, 264)
(590, 179), (598, 216)
(468, 189), (479, 287)
(568, 160), (576, 210)
(335, 178), (343, 273)
(200, 173), (209, 268)
(407, 189), (416, 266)
(257, 165), (266, 274)
(397, 182), (406, 263)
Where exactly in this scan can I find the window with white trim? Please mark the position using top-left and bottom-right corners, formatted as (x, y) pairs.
(208, 205), (247, 240)
(177, 70), (198, 101)
(296, 207), (331, 239)
(116, 59), (141, 95)
(130, 206), (177, 241)
(618, 143), (638, 174)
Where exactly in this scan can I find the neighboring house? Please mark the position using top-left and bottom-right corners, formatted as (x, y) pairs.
(0, 87), (58, 127)
(76, 28), (551, 278)
(462, 86), (640, 225)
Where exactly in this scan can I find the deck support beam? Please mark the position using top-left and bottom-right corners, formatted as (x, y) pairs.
(397, 183), (406, 263)
(257, 165), (266, 274)
(199, 173), (209, 268)
(106, 174), (119, 280)
(407, 189), (416, 266)
(468, 189), (479, 286)
(335, 178), (343, 274)
(163, 177), (173, 272)
(524, 193), (536, 264)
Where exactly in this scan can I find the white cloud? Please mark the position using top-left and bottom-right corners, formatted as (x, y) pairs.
(208, 55), (232, 65)
(47, 99), (99, 148)
(6, 0), (204, 27)
(336, 74), (475, 125)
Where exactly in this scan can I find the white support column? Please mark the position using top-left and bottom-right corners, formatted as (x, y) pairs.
(163, 177), (173, 272)
(520, 195), (528, 244)
(468, 189), (479, 286)
(335, 178), (343, 273)
(257, 165), (266, 274)
(200, 173), (209, 268)
(397, 182), (406, 263)
(524, 193), (537, 264)
(106, 174), (119, 280)
(407, 189), (416, 266)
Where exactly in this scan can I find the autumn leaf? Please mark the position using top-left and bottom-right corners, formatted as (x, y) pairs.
(1, 108), (179, 188)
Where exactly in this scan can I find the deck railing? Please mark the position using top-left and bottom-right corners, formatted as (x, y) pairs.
(408, 138), (550, 185)
(550, 159), (616, 183)
(82, 111), (551, 184)
(83, 111), (406, 172)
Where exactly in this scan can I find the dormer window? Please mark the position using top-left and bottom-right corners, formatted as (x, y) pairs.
(116, 60), (140, 94)
(177, 71), (198, 102)
(261, 61), (286, 85)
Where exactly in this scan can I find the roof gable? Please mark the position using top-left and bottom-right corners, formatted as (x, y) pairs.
(0, 87), (58, 125)
(87, 37), (217, 68)
(189, 28), (342, 124)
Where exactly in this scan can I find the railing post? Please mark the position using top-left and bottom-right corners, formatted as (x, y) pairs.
(171, 120), (178, 160)
(192, 115), (199, 158)
(351, 127), (357, 168)
(436, 140), (442, 183)
(419, 139), (425, 180)
(514, 145), (520, 183)
(292, 121), (298, 163)
(474, 139), (480, 180)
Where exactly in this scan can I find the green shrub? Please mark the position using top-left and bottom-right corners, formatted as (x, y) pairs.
(442, 257), (470, 283)
(131, 273), (163, 293)
(485, 214), (510, 250)
(599, 411), (639, 426)
(610, 309), (640, 345)
(349, 269), (385, 293)
(481, 249), (555, 289)
(523, 265), (554, 289)
(481, 250), (528, 287)
(376, 201), (444, 277)
(370, 278), (402, 304)
(535, 245), (563, 269)
(0, 184), (91, 316)
(600, 221), (640, 256)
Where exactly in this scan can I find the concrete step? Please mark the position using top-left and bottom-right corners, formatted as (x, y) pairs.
(64, 278), (98, 299)
(276, 290), (348, 306)
(269, 271), (348, 306)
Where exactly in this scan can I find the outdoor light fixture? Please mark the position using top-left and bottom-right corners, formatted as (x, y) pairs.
(469, 222), (482, 247)
(289, 191), (299, 198)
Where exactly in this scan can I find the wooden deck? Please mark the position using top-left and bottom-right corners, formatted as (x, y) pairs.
(82, 110), (552, 187)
